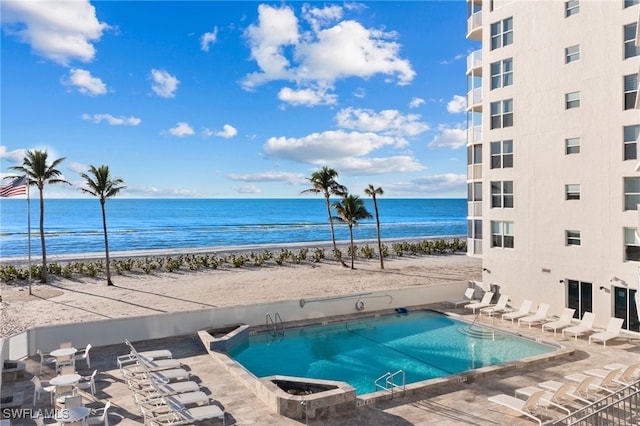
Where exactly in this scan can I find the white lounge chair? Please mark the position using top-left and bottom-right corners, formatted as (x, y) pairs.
(564, 368), (622, 395)
(541, 308), (576, 336)
(515, 381), (581, 415)
(121, 357), (183, 375)
(464, 292), (494, 314)
(488, 389), (546, 425)
(147, 404), (226, 426)
(518, 303), (550, 328)
(502, 300), (533, 323)
(139, 391), (211, 422)
(480, 294), (510, 317)
(448, 287), (477, 308)
(588, 317), (625, 347)
(130, 380), (201, 399)
(562, 312), (596, 341)
(538, 379), (591, 406)
(603, 362), (640, 384)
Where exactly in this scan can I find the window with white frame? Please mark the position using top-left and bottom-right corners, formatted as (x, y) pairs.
(565, 91), (580, 109)
(566, 230), (581, 246)
(625, 23), (639, 59)
(490, 58), (513, 90)
(467, 143), (482, 165)
(467, 181), (482, 202)
(491, 181), (514, 208)
(490, 140), (513, 168)
(624, 227), (640, 261)
(490, 17), (513, 50)
(467, 219), (483, 240)
(492, 221), (514, 248)
(624, 177), (640, 210)
(565, 0), (579, 16)
(565, 137), (580, 154)
(490, 99), (513, 129)
(565, 45), (580, 63)
(624, 74), (638, 110)
(565, 184), (580, 200)
(624, 125), (639, 160)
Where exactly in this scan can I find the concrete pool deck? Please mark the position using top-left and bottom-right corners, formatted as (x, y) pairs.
(2, 303), (639, 425)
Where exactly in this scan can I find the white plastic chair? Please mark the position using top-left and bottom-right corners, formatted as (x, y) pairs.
(77, 369), (98, 395)
(76, 344), (92, 369)
(37, 349), (56, 375)
(31, 375), (55, 406)
(86, 400), (111, 426)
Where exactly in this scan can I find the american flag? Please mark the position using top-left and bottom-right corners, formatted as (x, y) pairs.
(0, 175), (28, 197)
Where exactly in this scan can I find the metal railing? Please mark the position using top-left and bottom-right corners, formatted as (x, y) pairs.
(266, 312), (285, 337)
(375, 370), (406, 399)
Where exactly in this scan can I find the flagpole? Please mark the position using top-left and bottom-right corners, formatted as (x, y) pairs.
(27, 179), (32, 295)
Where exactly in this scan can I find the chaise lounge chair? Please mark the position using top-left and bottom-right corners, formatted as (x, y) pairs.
(562, 312), (596, 341)
(518, 303), (550, 328)
(541, 308), (576, 336)
(564, 368), (622, 396)
(464, 292), (494, 314)
(488, 389), (546, 425)
(480, 294), (510, 317)
(448, 287), (478, 308)
(147, 404), (226, 426)
(514, 381), (582, 415)
(501, 300), (533, 324)
(603, 362), (640, 385)
(538, 378), (592, 406)
(588, 317), (625, 347)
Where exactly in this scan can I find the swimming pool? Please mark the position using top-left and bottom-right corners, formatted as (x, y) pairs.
(229, 310), (555, 395)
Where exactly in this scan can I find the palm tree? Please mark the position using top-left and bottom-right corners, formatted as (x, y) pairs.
(332, 194), (372, 269)
(79, 165), (126, 286)
(9, 149), (69, 284)
(364, 184), (384, 269)
(300, 166), (347, 262)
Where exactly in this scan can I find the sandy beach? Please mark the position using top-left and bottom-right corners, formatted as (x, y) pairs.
(0, 250), (481, 338)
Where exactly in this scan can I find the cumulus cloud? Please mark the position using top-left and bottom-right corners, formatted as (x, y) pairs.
(335, 107), (429, 137)
(328, 156), (424, 175)
(201, 26), (218, 51)
(232, 184), (262, 194)
(216, 124), (238, 139)
(81, 113), (141, 126)
(0, 146), (26, 163)
(242, 4), (415, 105)
(1, 0), (109, 66)
(447, 95), (467, 114)
(67, 162), (88, 173)
(428, 124), (467, 149)
(278, 87), (337, 106)
(150, 69), (179, 98)
(227, 171), (307, 185)
(167, 122), (194, 137)
(409, 97), (425, 108)
(66, 68), (107, 96)
(387, 173), (467, 196)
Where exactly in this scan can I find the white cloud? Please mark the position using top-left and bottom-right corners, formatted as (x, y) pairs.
(329, 156), (424, 175)
(232, 184), (262, 194)
(278, 87), (337, 106)
(227, 171), (307, 185)
(428, 124), (467, 149)
(167, 122), (194, 137)
(67, 162), (88, 173)
(150, 69), (179, 98)
(409, 97), (425, 108)
(216, 124), (238, 139)
(0, 146), (26, 163)
(335, 107), (429, 137)
(201, 128), (214, 138)
(81, 113), (141, 126)
(439, 53), (466, 65)
(1, 0), (108, 66)
(447, 95), (467, 114)
(66, 68), (107, 96)
(200, 27), (218, 51)
(301, 4), (343, 32)
(387, 173), (467, 196)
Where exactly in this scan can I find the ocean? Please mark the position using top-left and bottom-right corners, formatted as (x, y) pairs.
(0, 198), (466, 258)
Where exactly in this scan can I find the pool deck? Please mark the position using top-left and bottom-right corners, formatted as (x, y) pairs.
(3, 303), (639, 426)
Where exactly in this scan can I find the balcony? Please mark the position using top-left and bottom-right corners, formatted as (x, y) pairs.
(467, 87), (483, 112)
(467, 125), (482, 143)
(466, 49), (482, 76)
(467, 9), (482, 41)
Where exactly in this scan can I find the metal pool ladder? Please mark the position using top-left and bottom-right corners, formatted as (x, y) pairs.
(375, 370), (405, 398)
(266, 312), (285, 336)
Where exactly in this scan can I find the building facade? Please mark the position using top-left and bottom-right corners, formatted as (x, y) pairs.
(466, 0), (640, 332)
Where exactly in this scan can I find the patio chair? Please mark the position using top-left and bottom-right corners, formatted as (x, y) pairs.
(75, 344), (92, 369)
(64, 395), (83, 409)
(56, 354), (75, 372)
(565, 368), (622, 396)
(77, 369), (98, 395)
(31, 375), (55, 406)
(126, 367), (191, 385)
(487, 389), (546, 425)
(562, 312), (596, 341)
(541, 308), (576, 336)
(60, 342), (73, 349)
(537, 379), (591, 406)
(480, 294), (510, 317)
(502, 300), (533, 323)
(121, 357), (183, 376)
(130, 380), (201, 400)
(603, 362), (640, 384)
(515, 381), (578, 415)
(54, 384), (77, 407)
(464, 292), (494, 314)
(138, 390), (210, 420)
(588, 317), (625, 347)
(447, 287), (477, 308)
(37, 349), (56, 375)
(518, 303), (550, 328)
(86, 400), (111, 426)
(147, 404), (226, 426)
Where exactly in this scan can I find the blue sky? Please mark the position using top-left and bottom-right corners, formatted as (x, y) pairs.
(1, 1), (474, 198)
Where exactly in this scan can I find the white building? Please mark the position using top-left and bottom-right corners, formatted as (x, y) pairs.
(465, 0), (640, 332)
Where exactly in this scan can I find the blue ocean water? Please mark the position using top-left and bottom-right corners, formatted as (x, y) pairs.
(0, 198), (466, 258)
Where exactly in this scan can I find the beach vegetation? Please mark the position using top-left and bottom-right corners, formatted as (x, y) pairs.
(360, 245), (374, 259)
(313, 248), (325, 262)
(9, 149), (70, 288)
(381, 243), (389, 258)
(364, 184), (385, 269)
(332, 194), (373, 269)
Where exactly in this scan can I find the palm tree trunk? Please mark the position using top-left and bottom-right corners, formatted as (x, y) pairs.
(373, 196), (384, 269)
(39, 188), (47, 283)
(349, 225), (354, 269)
(100, 200), (113, 286)
(325, 193), (347, 267)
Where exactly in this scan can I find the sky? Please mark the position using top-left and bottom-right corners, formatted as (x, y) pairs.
(1, 0), (475, 199)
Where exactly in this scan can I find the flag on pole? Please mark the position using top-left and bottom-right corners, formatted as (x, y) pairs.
(0, 175), (28, 197)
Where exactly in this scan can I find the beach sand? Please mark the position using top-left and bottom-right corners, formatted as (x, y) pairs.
(0, 252), (481, 338)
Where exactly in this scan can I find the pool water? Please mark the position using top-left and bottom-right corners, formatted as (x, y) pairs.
(229, 310), (555, 395)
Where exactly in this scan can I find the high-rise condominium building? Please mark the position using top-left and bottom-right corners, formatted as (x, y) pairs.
(465, 0), (640, 332)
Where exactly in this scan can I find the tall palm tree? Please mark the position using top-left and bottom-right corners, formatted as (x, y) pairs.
(364, 184), (385, 269)
(9, 149), (69, 284)
(332, 194), (372, 269)
(79, 165), (126, 286)
(300, 166), (347, 262)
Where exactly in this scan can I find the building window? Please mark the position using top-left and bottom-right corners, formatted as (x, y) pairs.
(565, 91), (581, 109)
(565, 45), (580, 63)
(625, 23), (639, 59)
(490, 58), (513, 90)
(624, 125), (639, 160)
(624, 74), (638, 110)
(490, 17), (513, 50)
(565, 184), (580, 200)
(566, 230), (581, 246)
(565, 137), (580, 154)
(625, 228), (640, 261)
(468, 181), (482, 202)
(492, 221), (514, 248)
(624, 177), (640, 210)
(467, 143), (482, 165)
(490, 99), (513, 129)
(490, 140), (513, 168)
(565, 0), (579, 16)
(491, 181), (514, 208)
(625, 0), (639, 7)
(467, 219), (483, 240)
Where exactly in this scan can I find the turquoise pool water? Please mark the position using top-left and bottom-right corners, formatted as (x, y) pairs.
(229, 310), (555, 395)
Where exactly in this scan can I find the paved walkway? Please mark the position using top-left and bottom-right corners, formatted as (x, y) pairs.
(2, 304), (639, 425)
